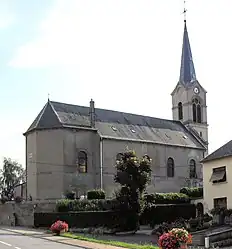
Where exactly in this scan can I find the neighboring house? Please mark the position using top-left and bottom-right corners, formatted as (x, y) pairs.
(24, 20), (208, 200)
(14, 182), (26, 199)
(201, 140), (232, 211)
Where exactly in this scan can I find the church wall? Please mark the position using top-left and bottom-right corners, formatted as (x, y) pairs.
(26, 132), (37, 200)
(27, 128), (101, 199)
(62, 129), (100, 196)
(101, 139), (204, 197)
(172, 85), (188, 107)
(172, 85), (188, 121)
(26, 128), (204, 199)
(32, 129), (65, 199)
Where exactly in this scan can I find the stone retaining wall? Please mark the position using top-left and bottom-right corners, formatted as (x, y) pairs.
(0, 201), (56, 227)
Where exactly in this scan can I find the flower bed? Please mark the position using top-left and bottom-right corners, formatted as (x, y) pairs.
(158, 228), (192, 249)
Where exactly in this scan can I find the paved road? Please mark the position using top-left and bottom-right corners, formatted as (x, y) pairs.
(0, 229), (83, 249)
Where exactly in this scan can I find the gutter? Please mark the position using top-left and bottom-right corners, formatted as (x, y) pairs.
(100, 135), (204, 150)
(100, 138), (103, 189)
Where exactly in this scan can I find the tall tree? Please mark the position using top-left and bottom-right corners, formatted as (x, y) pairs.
(0, 158), (25, 200)
(114, 150), (152, 212)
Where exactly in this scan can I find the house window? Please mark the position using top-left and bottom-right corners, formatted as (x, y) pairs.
(167, 157), (174, 177)
(210, 166), (226, 184)
(214, 197), (227, 209)
(78, 151), (87, 173)
(178, 102), (183, 120)
(192, 98), (202, 123)
(189, 159), (197, 178)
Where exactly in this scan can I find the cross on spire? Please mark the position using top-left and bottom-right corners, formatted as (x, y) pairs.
(183, 0), (187, 22)
(182, 0), (187, 22)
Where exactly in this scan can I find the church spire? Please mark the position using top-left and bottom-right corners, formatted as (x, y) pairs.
(179, 18), (197, 84)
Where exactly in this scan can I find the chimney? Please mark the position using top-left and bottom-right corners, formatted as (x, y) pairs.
(89, 99), (95, 128)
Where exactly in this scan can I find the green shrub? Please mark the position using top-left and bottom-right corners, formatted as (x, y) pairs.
(180, 187), (203, 198)
(143, 193), (156, 206)
(34, 210), (138, 232)
(143, 192), (189, 205)
(87, 189), (105, 200)
(56, 199), (71, 212)
(56, 199), (119, 212)
(146, 204), (196, 228)
(140, 194), (192, 225)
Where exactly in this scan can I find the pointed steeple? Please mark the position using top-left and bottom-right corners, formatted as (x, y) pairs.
(179, 20), (197, 84)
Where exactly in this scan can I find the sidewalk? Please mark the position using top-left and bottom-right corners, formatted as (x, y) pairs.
(0, 227), (138, 249)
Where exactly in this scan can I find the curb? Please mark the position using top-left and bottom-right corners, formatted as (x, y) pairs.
(0, 228), (89, 249)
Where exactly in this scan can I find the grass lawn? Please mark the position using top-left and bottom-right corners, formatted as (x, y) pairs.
(62, 232), (159, 249)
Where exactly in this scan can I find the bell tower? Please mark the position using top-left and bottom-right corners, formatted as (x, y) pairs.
(171, 18), (208, 148)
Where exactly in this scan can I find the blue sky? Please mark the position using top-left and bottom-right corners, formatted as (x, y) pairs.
(0, 0), (231, 166)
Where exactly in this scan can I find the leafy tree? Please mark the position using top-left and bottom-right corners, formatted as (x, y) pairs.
(114, 150), (152, 213)
(0, 158), (25, 200)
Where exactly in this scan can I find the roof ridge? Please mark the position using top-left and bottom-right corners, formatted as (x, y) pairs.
(50, 100), (174, 122)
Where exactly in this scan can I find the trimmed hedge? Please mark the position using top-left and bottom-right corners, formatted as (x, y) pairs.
(143, 193), (190, 205)
(34, 210), (138, 232)
(180, 187), (203, 198)
(87, 189), (105, 200)
(141, 203), (196, 227)
(56, 199), (119, 212)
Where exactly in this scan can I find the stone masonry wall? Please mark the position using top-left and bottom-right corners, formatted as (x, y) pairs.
(0, 201), (56, 227)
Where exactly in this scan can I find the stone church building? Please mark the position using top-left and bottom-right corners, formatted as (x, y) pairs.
(24, 20), (208, 200)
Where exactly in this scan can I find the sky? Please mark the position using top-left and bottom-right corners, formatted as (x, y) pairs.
(0, 0), (231, 167)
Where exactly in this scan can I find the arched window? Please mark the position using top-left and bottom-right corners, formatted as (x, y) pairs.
(192, 102), (197, 122)
(192, 98), (202, 123)
(178, 102), (183, 120)
(78, 151), (87, 173)
(189, 159), (196, 178)
(167, 157), (175, 177)
(197, 104), (202, 123)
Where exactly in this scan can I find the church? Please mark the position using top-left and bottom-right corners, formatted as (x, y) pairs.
(24, 19), (208, 200)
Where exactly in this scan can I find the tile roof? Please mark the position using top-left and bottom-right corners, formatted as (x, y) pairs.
(202, 140), (232, 163)
(24, 100), (205, 150)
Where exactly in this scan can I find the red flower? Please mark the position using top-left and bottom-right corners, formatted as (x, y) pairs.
(158, 232), (179, 249)
(50, 220), (69, 234)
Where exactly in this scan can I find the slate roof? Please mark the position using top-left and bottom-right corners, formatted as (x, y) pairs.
(202, 140), (232, 163)
(179, 20), (197, 85)
(24, 100), (205, 150)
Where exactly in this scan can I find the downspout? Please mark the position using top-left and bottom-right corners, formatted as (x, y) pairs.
(100, 138), (103, 189)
